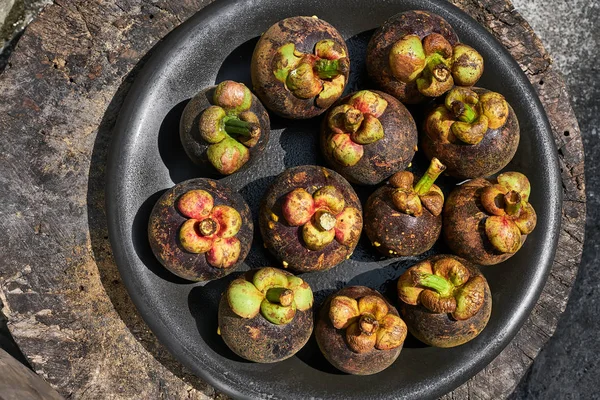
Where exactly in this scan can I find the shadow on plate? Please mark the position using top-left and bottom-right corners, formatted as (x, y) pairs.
(188, 276), (253, 363)
(131, 190), (191, 284)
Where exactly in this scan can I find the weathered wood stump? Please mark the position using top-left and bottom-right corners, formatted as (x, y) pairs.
(0, 0), (585, 399)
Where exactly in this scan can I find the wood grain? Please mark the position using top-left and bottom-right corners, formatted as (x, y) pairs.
(0, 0), (584, 399)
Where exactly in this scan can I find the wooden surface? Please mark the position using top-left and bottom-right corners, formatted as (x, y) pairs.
(0, 0), (585, 399)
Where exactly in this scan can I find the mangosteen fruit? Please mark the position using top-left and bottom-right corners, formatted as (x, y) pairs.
(366, 10), (484, 104)
(148, 178), (253, 281)
(315, 286), (407, 375)
(180, 80), (270, 175)
(218, 267), (314, 363)
(421, 87), (519, 179)
(259, 165), (362, 272)
(251, 16), (350, 119)
(398, 254), (492, 347)
(364, 157), (446, 257)
(320, 90), (418, 185)
(443, 171), (537, 265)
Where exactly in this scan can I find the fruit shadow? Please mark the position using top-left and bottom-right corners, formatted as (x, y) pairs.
(132, 190), (190, 284)
(238, 175), (280, 269)
(215, 36), (259, 88)
(157, 97), (221, 184)
(187, 273), (252, 363)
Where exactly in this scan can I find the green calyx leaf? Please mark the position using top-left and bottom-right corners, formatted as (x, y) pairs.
(252, 267), (289, 292)
(273, 43), (303, 83)
(260, 298), (297, 325)
(287, 276), (314, 311)
(227, 278), (264, 319)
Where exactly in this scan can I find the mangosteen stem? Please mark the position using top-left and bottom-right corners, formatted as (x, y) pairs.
(198, 218), (218, 236)
(224, 117), (259, 138)
(344, 108), (364, 133)
(314, 58), (348, 79)
(504, 190), (522, 216)
(314, 210), (337, 231)
(451, 101), (478, 123)
(358, 313), (379, 335)
(265, 287), (294, 307)
(411, 271), (453, 297)
(426, 54), (451, 83)
(414, 157), (446, 195)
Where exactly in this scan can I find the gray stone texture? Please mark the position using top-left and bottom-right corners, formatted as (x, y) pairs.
(510, 0), (599, 398)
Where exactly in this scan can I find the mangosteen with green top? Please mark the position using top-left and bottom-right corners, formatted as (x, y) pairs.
(180, 80), (270, 175)
(367, 10), (484, 104)
(397, 254), (492, 347)
(251, 16), (349, 119)
(443, 171), (537, 265)
(422, 86), (519, 179)
(218, 267), (314, 363)
(364, 157), (446, 257)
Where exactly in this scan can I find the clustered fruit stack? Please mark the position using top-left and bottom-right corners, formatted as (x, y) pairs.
(147, 12), (538, 375)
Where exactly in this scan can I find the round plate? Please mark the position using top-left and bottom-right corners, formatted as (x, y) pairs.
(106, 0), (562, 399)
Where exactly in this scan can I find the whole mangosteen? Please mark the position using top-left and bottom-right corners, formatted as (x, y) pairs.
(364, 158), (446, 257)
(421, 87), (519, 179)
(251, 16), (350, 119)
(218, 267), (314, 363)
(180, 80), (270, 175)
(366, 10), (483, 104)
(315, 286), (407, 375)
(259, 165), (362, 272)
(148, 178), (253, 281)
(443, 171), (537, 265)
(397, 254), (492, 348)
(320, 90), (418, 185)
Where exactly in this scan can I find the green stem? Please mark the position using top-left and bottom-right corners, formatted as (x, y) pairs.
(414, 157), (446, 195)
(411, 271), (453, 297)
(314, 58), (347, 79)
(451, 101), (477, 123)
(504, 190), (522, 216)
(425, 53), (451, 82)
(266, 287), (294, 307)
(224, 117), (257, 137)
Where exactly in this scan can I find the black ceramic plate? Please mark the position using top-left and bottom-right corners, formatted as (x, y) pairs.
(106, 1), (562, 399)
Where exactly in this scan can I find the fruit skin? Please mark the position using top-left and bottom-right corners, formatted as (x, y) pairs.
(251, 16), (349, 119)
(398, 255), (492, 348)
(421, 88), (519, 180)
(148, 178), (253, 281)
(259, 165), (362, 273)
(366, 10), (459, 104)
(218, 269), (313, 363)
(315, 286), (405, 375)
(443, 174), (536, 265)
(320, 90), (418, 185)
(179, 84), (270, 175)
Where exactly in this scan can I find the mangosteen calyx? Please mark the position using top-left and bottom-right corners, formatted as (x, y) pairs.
(329, 294), (407, 353)
(281, 185), (362, 251)
(389, 157), (446, 217)
(388, 34), (483, 98)
(177, 189), (243, 269)
(198, 81), (262, 174)
(325, 91), (388, 167)
(273, 39), (349, 108)
(226, 267), (314, 325)
(426, 87), (510, 145)
(480, 172), (537, 254)
(398, 257), (485, 320)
